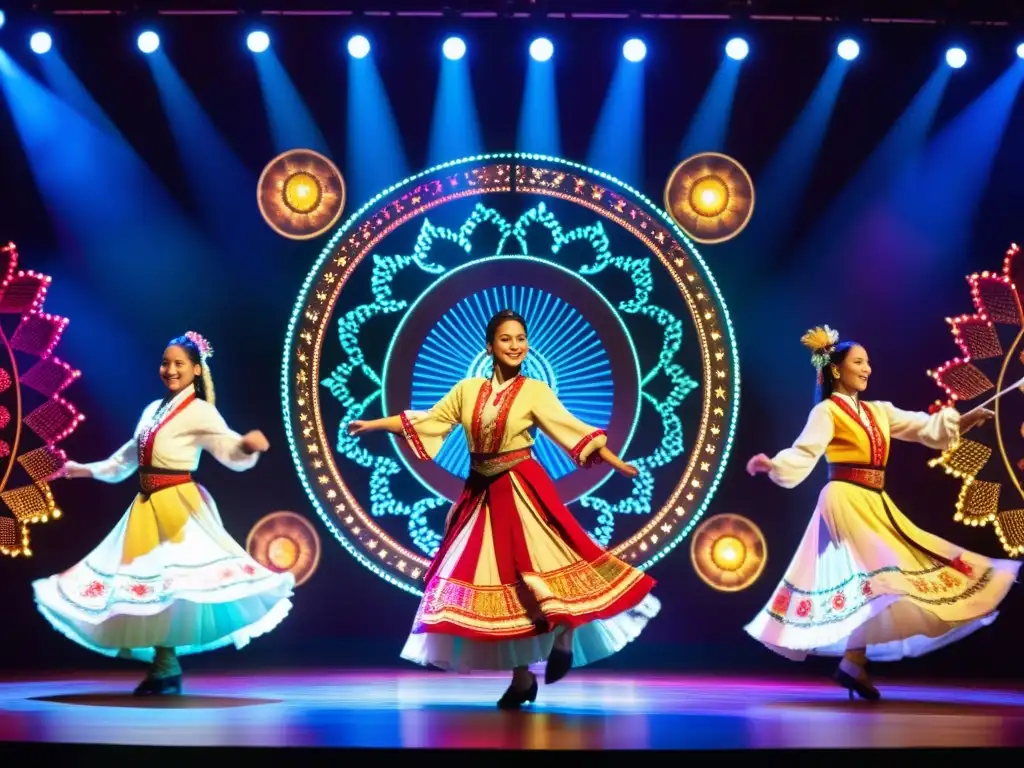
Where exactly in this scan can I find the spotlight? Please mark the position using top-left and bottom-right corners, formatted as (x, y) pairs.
(0, 10), (5, 30)
(348, 35), (370, 59)
(623, 38), (647, 62)
(1017, 42), (1024, 59)
(442, 36), (466, 61)
(247, 30), (270, 53)
(29, 31), (52, 55)
(725, 37), (749, 61)
(837, 38), (859, 61)
(945, 47), (967, 68)
(137, 31), (160, 54)
(529, 37), (553, 62)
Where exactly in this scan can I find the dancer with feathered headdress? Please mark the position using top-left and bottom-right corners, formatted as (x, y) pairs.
(744, 326), (1019, 699)
(32, 333), (294, 695)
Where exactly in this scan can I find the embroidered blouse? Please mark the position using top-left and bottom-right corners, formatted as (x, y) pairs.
(768, 392), (961, 489)
(80, 385), (259, 483)
(400, 375), (607, 467)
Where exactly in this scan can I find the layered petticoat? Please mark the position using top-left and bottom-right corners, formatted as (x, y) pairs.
(744, 480), (1020, 662)
(400, 457), (659, 672)
(32, 482), (294, 662)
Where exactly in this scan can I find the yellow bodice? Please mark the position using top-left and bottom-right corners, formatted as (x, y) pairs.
(823, 397), (891, 468)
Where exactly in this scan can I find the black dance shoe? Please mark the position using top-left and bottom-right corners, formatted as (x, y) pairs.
(833, 668), (880, 701)
(497, 674), (538, 709)
(544, 647), (573, 685)
(133, 674), (183, 696)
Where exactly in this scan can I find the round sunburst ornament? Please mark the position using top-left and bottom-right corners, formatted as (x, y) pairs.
(257, 149), (346, 241)
(690, 513), (767, 591)
(0, 242), (83, 558)
(246, 510), (321, 586)
(664, 152), (755, 244)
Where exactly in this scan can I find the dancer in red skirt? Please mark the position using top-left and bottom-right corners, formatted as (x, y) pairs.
(348, 309), (659, 708)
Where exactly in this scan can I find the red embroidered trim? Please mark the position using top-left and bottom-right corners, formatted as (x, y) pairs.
(570, 429), (607, 467)
(829, 396), (885, 467)
(400, 411), (431, 461)
(470, 380), (491, 451)
(487, 376), (526, 453)
(139, 471), (192, 496)
(138, 393), (197, 466)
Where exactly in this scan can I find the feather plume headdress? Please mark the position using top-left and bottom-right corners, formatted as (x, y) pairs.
(801, 325), (839, 381)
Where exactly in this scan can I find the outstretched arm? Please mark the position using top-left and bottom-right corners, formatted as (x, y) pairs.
(186, 401), (266, 471)
(350, 382), (464, 462)
(881, 402), (991, 450)
(63, 403), (158, 482)
(347, 415), (404, 435)
(597, 446), (639, 478)
(748, 402), (833, 489)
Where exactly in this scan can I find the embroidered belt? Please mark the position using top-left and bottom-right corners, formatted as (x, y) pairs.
(470, 448), (532, 477)
(828, 464), (885, 491)
(138, 467), (193, 497)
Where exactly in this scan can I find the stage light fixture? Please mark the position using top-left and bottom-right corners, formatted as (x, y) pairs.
(529, 37), (553, 62)
(725, 37), (749, 61)
(945, 47), (967, 68)
(1017, 42), (1024, 59)
(137, 31), (160, 54)
(348, 34), (370, 58)
(837, 38), (859, 60)
(623, 38), (647, 62)
(29, 32), (52, 55)
(442, 36), (466, 60)
(247, 30), (270, 53)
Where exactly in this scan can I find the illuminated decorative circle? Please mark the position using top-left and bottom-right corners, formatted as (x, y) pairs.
(257, 149), (346, 241)
(0, 242), (82, 559)
(382, 256), (641, 504)
(246, 510), (321, 587)
(664, 152), (755, 244)
(283, 153), (740, 595)
(690, 513), (767, 592)
(927, 242), (1024, 557)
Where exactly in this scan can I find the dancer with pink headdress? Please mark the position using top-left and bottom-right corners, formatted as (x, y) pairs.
(32, 332), (294, 695)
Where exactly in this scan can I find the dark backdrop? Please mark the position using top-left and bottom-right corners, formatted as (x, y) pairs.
(0, 15), (1022, 679)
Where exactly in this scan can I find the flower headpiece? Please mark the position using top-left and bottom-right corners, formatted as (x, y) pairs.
(184, 331), (214, 361)
(800, 325), (839, 381)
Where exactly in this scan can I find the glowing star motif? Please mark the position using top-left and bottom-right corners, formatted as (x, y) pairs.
(690, 513), (767, 591)
(927, 242), (1024, 557)
(246, 510), (321, 586)
(664, 152), (755, 244)
(0, 242), (83, 558)
(283, 154), (740, 596)
(257, 149), (346, 241)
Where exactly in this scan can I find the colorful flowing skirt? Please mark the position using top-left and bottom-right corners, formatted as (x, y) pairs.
(32, 481), (294, 662)
(401, 456), (659, 672)
(745, 473), (1020, 662)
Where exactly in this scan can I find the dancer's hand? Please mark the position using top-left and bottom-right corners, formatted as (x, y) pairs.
(62, 461), (91, 480)
(347, 420), (371, 436)
(746, 453), (773, 476)
(961, 408), (994, 434)
(241, 430), (270, 454)
(619, 463), (640, 479)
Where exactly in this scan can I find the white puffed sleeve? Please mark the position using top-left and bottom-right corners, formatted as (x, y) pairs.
(185, 400), (260, 472)
(768, 401), (834, 489)
(878, 402), (960, 450)
(80, 401), (158, 483)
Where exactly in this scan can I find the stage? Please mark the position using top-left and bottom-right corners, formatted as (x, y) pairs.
(0, 670), (1021, 754)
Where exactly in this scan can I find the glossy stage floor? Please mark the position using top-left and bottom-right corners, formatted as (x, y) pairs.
(0, 669), (1021, 755)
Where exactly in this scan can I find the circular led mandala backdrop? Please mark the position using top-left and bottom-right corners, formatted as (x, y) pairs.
(927, 242), (1024, 557)
(283, 154), (740, 595)
(246, 510), (322, 586)
(0, 242), (82, 558)
(664, 152), (755, 245)
(690, 513), (767, 591)
(257, 149), (346, 241)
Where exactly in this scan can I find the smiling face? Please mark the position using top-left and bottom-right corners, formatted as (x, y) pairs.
(160, 344), (201, 395)
(487, 319), (528, 371)
(835, 344), (871, 394)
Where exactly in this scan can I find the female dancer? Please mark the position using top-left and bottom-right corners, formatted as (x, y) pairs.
(33, 332), (294, 695)
(348, 309), (659, 708)
(745, 326), (1019, 700)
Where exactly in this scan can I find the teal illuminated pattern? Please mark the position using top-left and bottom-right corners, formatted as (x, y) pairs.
(282, 155), (740, 596)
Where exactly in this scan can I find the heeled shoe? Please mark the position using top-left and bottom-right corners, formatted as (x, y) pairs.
(133, 674), (183, 697)
(544, 647), (573, 685)
(833, 669), (880, 701)
(497, 674), (538, 709)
